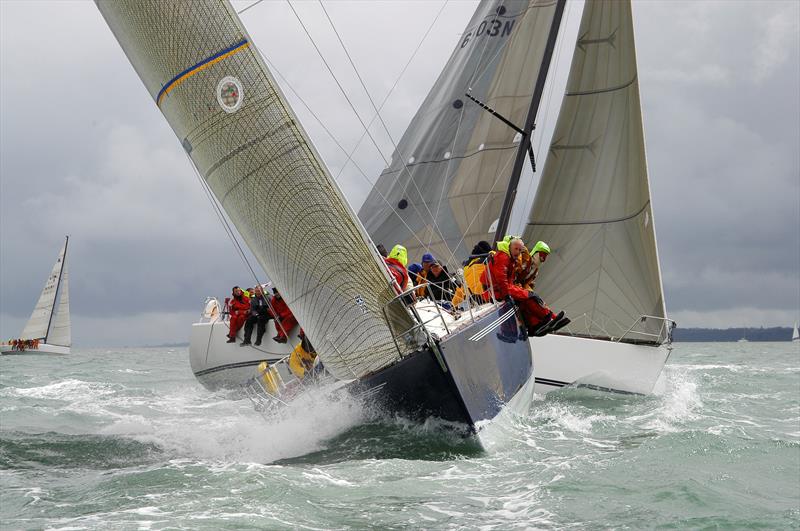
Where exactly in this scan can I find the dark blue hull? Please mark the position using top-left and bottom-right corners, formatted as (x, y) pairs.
(352, 304), (533, 431)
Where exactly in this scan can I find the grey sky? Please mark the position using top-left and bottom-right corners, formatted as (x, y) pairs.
(1, 0), (798, 346)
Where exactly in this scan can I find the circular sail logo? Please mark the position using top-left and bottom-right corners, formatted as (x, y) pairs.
(216, 76), (243, 113)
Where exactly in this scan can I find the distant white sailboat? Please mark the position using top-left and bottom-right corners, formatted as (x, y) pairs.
(738, 331), (749, 343)
(792, 322), (799, 342)
(1, 237), (71, 355)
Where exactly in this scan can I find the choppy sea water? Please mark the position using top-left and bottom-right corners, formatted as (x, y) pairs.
(1, 342), (798, 529)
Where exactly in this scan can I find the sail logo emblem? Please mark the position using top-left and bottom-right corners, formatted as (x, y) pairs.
(354, 295), (368, 314)
(216, 76), (244, 113)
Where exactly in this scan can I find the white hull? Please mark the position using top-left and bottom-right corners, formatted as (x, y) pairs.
(531, 333), (671, 395)
(0, 343), (70, 355)
(189, 318), (299, 391)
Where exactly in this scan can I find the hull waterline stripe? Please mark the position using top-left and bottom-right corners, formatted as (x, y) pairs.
(534, 377), (644, 396)
(194, 358), (271, 377)
(156, 39), (250, 106)
(468, 309), (517, 342)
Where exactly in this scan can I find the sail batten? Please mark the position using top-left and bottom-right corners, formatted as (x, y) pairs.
(98, 0), (415, 380)
(522, 0), (666, 343)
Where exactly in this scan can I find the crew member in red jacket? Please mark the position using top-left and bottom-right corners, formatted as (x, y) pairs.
(270, 288), (297, 343)
(483, 238), (563, 335)
(227, 286), (250, 343)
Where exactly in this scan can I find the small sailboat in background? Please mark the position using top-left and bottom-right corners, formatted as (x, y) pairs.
(791, 322), (799, 342)
(1, 236), (71, 355)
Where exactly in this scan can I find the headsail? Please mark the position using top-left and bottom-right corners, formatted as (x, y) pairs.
(522, 0), (667, 343)
(97, 0), (415, 379)
(21, 237), (68, 342)
(358, 0), (562, 269)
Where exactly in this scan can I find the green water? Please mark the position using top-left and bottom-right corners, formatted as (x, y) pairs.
(1, 343), (798, 529)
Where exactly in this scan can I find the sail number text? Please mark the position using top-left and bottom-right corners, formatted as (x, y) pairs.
(461, 19), (515, 49)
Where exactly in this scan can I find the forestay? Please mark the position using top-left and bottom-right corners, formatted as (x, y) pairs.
(21, 238), (68, 342)
(97, 0), (415, 379)
(522, 0), (666, 343)
(358, 0), (560, 270)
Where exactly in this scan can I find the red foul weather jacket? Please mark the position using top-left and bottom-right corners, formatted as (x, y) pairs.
(483, 250), (529, 302)
(384, 257), (409, 294)
(270, 295), (294, 322)
(229, 295), (250, 316)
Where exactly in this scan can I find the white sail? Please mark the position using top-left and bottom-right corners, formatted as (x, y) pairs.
(522, 0), (667, 343)
(20, 238), (68, 341)
(47, 263), (71, 347)
(792, 322), (799, 341)
(97, 0), (415, 380)
(358, 0), (562, 269)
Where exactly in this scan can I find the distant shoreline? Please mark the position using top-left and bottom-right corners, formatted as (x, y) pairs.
(673, 327), (795, 342)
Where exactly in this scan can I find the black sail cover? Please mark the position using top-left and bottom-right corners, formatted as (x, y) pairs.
(358, 0), (560, 270)
(522, 0), (667, 343)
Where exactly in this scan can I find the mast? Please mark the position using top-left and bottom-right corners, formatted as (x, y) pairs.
(45, 235), (68, 343)
(493, 0), (566, 243)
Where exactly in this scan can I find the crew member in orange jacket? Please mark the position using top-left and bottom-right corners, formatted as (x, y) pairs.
(227, 286), (250, 343)
(483, 238), (562, 334)
(270, 288), (297, 343)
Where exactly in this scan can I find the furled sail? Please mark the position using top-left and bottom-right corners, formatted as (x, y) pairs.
(522, 0), (666, 343)
(358, 0), (561, 269)
(47, 264), (71, 347)
(21, 237), (68, 341)
(97, 0), (415, 379)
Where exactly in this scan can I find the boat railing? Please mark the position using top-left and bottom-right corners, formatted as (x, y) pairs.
(382, 267), (501, 357)
(617, 315), (677, 345)
(555, 312), (676, 346)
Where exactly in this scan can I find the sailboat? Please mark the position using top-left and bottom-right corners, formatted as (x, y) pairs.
(97, 0), (580, 433)
(360, 0), (674, 395)
(1, 237), (71, 355)
(792, 322), (799, 342)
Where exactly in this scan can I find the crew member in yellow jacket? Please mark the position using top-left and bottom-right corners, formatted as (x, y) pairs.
(288, 329), (317, 379)
(452, 241), (492, 306)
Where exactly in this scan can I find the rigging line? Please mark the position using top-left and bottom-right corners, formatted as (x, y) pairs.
(253, 45), (430, 251)
(313, 0), (453, 255)
(523, 0), (573, 229)
(328, 0), (448, 186)
(184, 151), (304, 353)
(237, 0), (266, 15)
(441, 148), (518, 268)
(429, 4), (528, 249)
(183, 151), (262, 286)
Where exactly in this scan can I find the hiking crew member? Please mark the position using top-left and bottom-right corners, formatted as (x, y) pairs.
(242, 285), (272, 346)
(270, 288), (297, 344)
(384, 244), (410, 294)
(519, 240), (550, 289)
(452, 240), (491, 307)
(483, 238), (564, 336)
(415, 253), (436, 297)
(227, 286), (250, 343)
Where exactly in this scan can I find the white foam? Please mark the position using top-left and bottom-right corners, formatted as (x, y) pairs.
(99, 383), (366, 464)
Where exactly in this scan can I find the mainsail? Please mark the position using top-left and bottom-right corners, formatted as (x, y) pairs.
(358, 0), (561, 269)
(522, 0), (666, 343)
(47, 263), (71, 347)
(20, 237), (69, 343)
(97, 0), (415, 379)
